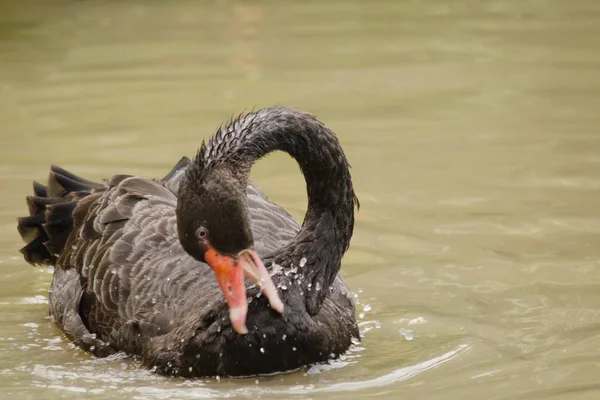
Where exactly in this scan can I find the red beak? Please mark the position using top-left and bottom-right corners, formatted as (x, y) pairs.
(204, 246), (284, 334)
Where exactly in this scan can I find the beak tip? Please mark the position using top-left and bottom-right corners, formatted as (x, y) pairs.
(230, 306), (249, 335)
(235, 325), (249, 335)
(271, 299), (285, 314)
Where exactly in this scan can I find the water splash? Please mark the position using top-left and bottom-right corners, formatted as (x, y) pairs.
(399, 328), (414, 341)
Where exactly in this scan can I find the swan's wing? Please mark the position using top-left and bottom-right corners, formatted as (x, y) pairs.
(162, 156), (191, 194)
(57, 172), (201, 347)
(246, 181), (300, 257)
(54, 157), (299, 353)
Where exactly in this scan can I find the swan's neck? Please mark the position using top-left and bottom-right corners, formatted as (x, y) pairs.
(189, 107), (358, 313)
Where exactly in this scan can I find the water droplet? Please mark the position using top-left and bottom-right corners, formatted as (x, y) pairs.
(315, 282), (321, 291)
(111, 268), (117, 275)
(299, 257), (307, 267)
(255, 379), (259, 384)
(216, 375), (220, 382)
(260, 347), (265, 353)
(399, 328), (414, 341)
(180, 338), (185, 343)
(271, 262), (283, 276)
(196, 354), (201, 359)
(189, 366), (193, 372)
(359, 312), (365, 319)
(351, 337), (361, 345)
(151, 297), (157, 304)
(262, 334), (266, 338)
(292, 346), (297, 351)
(363, 304), (372, 312)
(282, 334), (287, 341)
(90, 345), (95, 352)
(329, 353), (336, 358)
(217, 326), (221, 332)
(281, 284), (287, 290)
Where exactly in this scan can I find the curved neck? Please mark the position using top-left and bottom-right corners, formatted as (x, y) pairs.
(189, 107), (358, 312)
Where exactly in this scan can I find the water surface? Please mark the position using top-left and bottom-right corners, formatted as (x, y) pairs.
(1, 0), (600, 399)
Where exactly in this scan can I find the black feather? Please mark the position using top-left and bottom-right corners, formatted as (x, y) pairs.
(17, 107), (359, 378)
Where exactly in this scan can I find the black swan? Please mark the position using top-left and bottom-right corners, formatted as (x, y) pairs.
(17, 107), (359, 377)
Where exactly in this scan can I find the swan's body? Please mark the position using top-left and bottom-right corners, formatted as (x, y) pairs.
(18, 107), (359, 377)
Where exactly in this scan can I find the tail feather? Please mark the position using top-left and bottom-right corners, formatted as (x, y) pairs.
(18, 214), (46, 228)
(51, 165), (99, 187)
(17, 215), (46, 243)
(26, 195), (63, 216)
(49, 170), (99, 197)
(18, 167), (99, 266)
(44, 201), (79, 257)
(20, 236), (53, 265)
(33, 181), (47, 197)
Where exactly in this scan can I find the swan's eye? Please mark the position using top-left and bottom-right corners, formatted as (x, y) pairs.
(196, 227), (208, 239)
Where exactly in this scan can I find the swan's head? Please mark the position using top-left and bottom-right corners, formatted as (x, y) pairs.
(177, 165), (284, 334)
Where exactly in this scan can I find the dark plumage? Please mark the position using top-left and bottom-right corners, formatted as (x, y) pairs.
(17, 107), (360, 377)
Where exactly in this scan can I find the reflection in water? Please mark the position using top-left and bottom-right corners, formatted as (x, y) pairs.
(1, 0), (600, 399)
